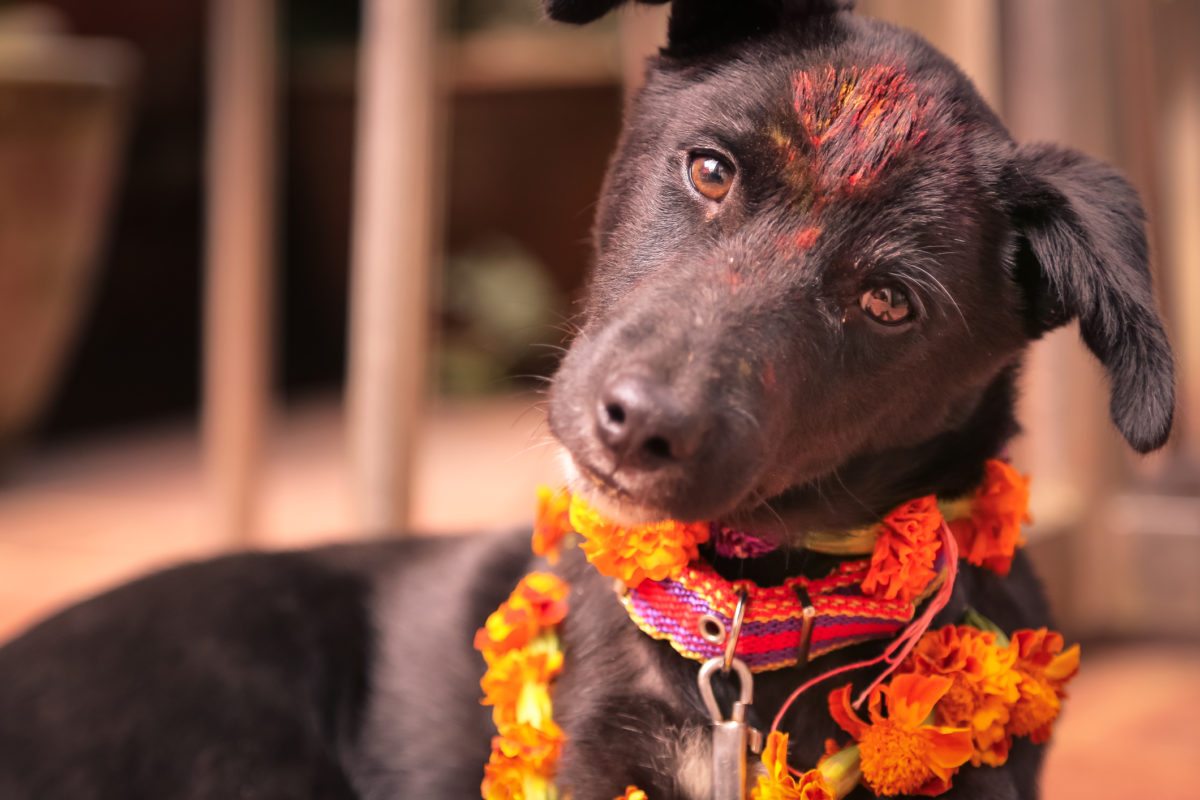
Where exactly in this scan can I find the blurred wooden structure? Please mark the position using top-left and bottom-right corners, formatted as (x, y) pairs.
(204, 0), (443, 539)
(203, 0), (276, 544)
(344, 0), (439, 535)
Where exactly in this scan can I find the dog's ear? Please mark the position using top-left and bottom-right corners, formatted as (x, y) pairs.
(543, 0), (854, 55)
(1008, 143), (1174, 453)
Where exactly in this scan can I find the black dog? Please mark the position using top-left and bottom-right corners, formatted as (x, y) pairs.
(0, 1), (1174, 798)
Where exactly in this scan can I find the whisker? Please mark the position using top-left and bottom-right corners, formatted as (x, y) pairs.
(906, 263), (969, 333)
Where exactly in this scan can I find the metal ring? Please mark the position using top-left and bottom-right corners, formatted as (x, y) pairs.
(722, 589), (748, 673)
(698, 614), (727, 645)
(698, 656), (754, 723)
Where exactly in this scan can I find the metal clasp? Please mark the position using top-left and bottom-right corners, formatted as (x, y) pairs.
(697, 588), (763, 800)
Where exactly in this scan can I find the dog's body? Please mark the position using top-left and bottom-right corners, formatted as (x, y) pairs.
(0, 533), (1049, 799)
(0, 2), (1175, 799)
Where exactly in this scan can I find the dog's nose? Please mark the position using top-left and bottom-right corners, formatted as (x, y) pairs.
(596, 373), (703, 465)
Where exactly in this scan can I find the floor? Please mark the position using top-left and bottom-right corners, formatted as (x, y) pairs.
(0, 395), (1196, 798)
(0, 395), (559, 638)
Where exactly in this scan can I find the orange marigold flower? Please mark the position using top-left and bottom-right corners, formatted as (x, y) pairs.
(750, 731), (836, 800)
(905, 625), (1021, 767)
(474, 573), (569, 659)
(474, 599), (538, 660)
(1007, 628), (1080, 743)
(533, 486), (573, 563)
(482, 741), (558, 800)
(494, 720), (564, 774)
(481, 750), (525, 800)
(514, 572), (570, 628)
(829, 674), (972, 797)
(615, 786), (648, 800)
(949, 460), (1030, 577)
(862, 496), (944, 603)
(480, 647), (564, 727)
(569, 494), (709, 587)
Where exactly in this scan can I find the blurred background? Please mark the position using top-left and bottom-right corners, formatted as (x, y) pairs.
(0, 1), (1195, 796)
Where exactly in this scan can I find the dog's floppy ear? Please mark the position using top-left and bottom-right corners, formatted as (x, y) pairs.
(1008, 143), (1174, 453)
(544, 0), (854, 55)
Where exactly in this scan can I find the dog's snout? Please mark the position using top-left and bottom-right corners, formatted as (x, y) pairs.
(596, 374), (703, 466)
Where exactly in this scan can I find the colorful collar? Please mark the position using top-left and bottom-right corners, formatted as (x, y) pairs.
(533, 459), (1031, 674)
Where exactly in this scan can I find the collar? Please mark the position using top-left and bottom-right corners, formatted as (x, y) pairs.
(534, 458), (1030, 674)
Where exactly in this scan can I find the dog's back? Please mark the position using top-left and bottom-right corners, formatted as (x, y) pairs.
(0, 533), (534, 799)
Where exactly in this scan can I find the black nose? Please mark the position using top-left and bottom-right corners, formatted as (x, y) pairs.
(596, 373), (703, 466)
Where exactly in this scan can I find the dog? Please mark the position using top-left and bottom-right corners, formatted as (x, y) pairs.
(0, 1), (1175, 798)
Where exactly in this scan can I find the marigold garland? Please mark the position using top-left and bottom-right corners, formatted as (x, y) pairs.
(811, 618), (1080, 797)
(1006, 628), (1080, 743)
(533, 487), (573, 564)
(568, 493), (710, 587)
(902, 625), (1021, 766)
(948, 460), (1030, 576)
(829, 674), (974, 796)
(477, 572), (570, 800)
(474, 571), (569, 659)
(484, 471), (1069, 800)
(751, 731), (845, 800)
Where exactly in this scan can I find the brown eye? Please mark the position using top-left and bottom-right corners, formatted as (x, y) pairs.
(688, 153), (734, 202)
(859, 285), (912, 326)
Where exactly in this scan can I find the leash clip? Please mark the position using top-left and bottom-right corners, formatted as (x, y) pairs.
(698, 658), (763, 800)
(698, 589), (763, 800)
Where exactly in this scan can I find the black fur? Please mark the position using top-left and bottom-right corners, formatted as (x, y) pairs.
(0, 2), (1174, 798)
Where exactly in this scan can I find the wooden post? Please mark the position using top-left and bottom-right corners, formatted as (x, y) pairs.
(1157, 2), (1200, 466)
(346, 0), (439, 534)
(203, 0), (276, 544)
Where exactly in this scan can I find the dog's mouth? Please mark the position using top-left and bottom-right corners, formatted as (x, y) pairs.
(558, 449), (682, 525)
(557, 445), (779, 529)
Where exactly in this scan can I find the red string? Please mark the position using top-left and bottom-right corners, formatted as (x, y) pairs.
(771, 521), (960, 775)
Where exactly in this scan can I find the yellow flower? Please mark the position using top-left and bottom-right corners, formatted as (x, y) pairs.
(1007, 628), (1080, 743)
(751, 732), (837, 800)
(533, 486), (573, 563)
(569, 494), (709, 587)
(615, 786), (648, 800)
(905, 625), (1021, 766)
(829, 675), (972, 797)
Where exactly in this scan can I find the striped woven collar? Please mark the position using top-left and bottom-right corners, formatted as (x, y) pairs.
(619, 548), (947, 673)
(538, 459), (1031, 674)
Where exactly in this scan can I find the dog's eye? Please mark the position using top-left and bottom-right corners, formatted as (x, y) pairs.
(687, 153), (734, 202)
(859, 285), (912, 326)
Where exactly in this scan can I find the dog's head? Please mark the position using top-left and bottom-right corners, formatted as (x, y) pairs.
(545, 0), (1174, 530)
